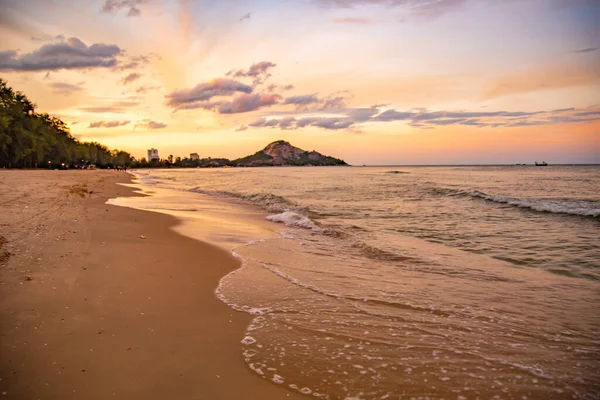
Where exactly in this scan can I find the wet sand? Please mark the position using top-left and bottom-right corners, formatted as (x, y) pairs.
(0, 170), (303, 400)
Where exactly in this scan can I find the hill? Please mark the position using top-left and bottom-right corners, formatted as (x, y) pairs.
(233, 140), (347, 167)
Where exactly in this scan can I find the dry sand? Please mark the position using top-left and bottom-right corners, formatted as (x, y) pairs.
(0, 170), (304, 400)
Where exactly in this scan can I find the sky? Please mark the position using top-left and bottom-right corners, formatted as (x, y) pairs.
(0, 0), (599, 165)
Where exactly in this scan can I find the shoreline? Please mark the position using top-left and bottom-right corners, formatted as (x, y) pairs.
(0, 170), (303, 399)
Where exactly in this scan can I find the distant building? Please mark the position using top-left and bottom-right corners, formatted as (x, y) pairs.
(147, 148), (159, 161)
(190, 153), (200, 160)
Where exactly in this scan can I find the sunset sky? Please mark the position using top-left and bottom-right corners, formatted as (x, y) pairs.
(1, 0), (599, 164)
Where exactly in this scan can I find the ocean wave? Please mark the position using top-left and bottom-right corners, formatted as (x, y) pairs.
(214, 239), (276, 316)
(471, 190), (600, 217)
(267, 211), (321, 231)
(187, 188), (322, 230)
(427, 186), (469, 198)
(189, 188), (300, 213)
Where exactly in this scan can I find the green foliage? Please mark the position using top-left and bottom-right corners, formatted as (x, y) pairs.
(232, 150), (274, 166)
(0, 78), (134, 168)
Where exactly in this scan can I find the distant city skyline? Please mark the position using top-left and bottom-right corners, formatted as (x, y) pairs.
(1, 0), (599, 164)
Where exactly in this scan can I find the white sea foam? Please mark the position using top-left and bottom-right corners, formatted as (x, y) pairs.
(241, 336), (257, 345)
(471, 190), (600, 217)
(189, 188), (299, 214)
(267, 211), (321, 230)
(214, 238), (272, 314)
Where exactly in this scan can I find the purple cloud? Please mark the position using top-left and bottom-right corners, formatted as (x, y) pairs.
(89, 120), (130, 128)
(101, 0), (146, 17)
(135, 85), (161, 94)
(120, 72), (142, 85)
(50, 82), (84, 96)
(238, 105), (600, 131)
(218, 93), (281, 114)
(0, 37), (122, 71)
(165, 78), (253, 110)
(136, 120), (167, 130)
(227, 61), (277, 86)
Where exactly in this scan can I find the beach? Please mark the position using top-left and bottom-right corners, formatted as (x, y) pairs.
(1, 167), (599, 400)
(0, 170), (303, 400)
(110, 166), (599, 399)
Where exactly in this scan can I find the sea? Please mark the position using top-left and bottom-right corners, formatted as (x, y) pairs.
(108, 165), (600, 400)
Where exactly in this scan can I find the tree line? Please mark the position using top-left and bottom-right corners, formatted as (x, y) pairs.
(0, 79), (347, 169)
(0, 78), (135, 169)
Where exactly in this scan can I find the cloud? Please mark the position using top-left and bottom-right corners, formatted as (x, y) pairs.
(50, 82), (84, 96)
(249, 118), (285, 127)
(316, 0), (467, 18)
(267, 83), (295, 92)
(284, 94), (322, 106)
(0, 37), (122, 71)
(248, 116), (355, 130)
(282, 93), (349, 111)
(572, 110), (600, 117)
(248, 117), (297, 129)
(248, 118), (267, 127)
(166, 62), (288, 113)
(31, 34), (66, 43)
(227, 61), (277, 86)
(120, 72), (142, 85)
(408, 0), (467, 19)
(89, 120), (130, 128)
(117, 54), (156, 70)
(136, 120), (167, 130)
(332, 17), (372, 23)
(218, 93), (281, 114)
(79, 99), (140, 113)
(373, 109), (412, 121)
(321, 95), (347, 110)
(135, 85), (161, 94)
(279, 117), (297, 129)
(165, 78), (253, 109)
(79, 107), (127, 113)
(298, 117), (355, 130)
(569, 47), (598, 54)
(101, 0), (146, 17)
(426, 118), (468, 125)
(240, 105), (600, 131)
(229, 61), (276, 78)
(346, 105), (383, 121)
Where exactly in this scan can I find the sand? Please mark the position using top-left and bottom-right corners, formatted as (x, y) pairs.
(0, 170), (304, 400)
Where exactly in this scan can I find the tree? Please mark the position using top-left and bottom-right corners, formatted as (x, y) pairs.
(0, 79), (135, 169)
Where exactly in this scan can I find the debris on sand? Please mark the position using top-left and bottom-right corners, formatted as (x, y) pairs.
(0, 236), (10, 263)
